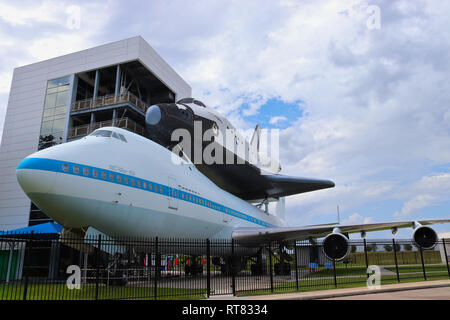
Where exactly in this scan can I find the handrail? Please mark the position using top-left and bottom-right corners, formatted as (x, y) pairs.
(68, 117), (145, 139)
(71, 91), (149, 113)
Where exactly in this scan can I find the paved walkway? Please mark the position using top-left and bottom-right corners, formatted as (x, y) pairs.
(208, 279), (450, 300)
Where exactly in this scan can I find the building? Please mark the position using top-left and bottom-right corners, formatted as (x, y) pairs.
(0, 36), (191, 231)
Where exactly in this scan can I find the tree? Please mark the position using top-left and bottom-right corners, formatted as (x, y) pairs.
(403, 244), (413, 251)
(383, 244), (393, 252)
(39, 134), (56, 150)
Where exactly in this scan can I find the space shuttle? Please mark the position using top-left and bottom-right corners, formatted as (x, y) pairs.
(15, 97), (450, 271)
(145, 98), (335, 202)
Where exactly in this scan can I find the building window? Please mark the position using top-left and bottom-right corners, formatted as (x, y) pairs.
(38, 76), (70, 150)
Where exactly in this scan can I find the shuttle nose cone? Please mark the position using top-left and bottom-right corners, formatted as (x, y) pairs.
(146, 105), (161, 125)
(16, 157), (56, 195)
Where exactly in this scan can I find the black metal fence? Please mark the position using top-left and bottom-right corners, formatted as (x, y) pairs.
(0, 233), (449, 300)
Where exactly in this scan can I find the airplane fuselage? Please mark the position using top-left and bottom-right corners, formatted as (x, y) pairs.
(17, 127), (285, 240)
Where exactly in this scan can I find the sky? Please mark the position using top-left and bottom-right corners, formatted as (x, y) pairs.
(0, 0), (449, 239)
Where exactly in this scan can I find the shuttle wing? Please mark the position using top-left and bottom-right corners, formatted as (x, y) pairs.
(261, 175), (335, 199)
(232, 219), (450, 243)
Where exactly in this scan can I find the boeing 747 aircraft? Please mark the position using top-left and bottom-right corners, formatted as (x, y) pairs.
(16, 98), (450, 274)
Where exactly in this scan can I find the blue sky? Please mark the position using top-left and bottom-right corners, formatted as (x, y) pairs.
(0, 0), (449, 239)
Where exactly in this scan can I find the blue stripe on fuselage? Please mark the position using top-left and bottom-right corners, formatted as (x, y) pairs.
(17, 157), (275, 228)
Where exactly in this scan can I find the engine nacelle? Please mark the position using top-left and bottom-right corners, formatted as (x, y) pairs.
(413, 226), (438, 250)
(322, 232), (350, 261)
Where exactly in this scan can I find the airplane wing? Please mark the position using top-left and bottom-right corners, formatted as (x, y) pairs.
(232, 219), (450, 243)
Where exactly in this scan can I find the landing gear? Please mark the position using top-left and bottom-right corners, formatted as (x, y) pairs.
(103, 252), (129, 286)
(274, 245), (292, 276)
(212, 256), (242, 275)
(250, 252), (266, 276)
(184, 256), (203, 276)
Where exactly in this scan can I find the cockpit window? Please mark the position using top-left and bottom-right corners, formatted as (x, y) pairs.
(177, 98), (206, 108)
(90, 130), (112, 137)
(90, 130), (127, 142)
(118, 134), (127, 142)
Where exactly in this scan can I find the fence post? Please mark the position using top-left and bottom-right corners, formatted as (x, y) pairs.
(419, 245), (427, 280)
(231, 238), (236, 296)
(206, 239), (211, 298)
(268, 242), (274, 293)
(23, 231), (34, 301)
(294, 240), (299, 291)
(392, 239), (400, 283)
(363, 239), (369, 279)
(443, 239), (450, 278)
(332, 258), (337, 288)
(95, 234), (101, 300)
(154, 237), (159, 300)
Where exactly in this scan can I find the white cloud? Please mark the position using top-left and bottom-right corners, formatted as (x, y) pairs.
(394, 194), (436, 218)
(1, 1), (449, 233)
(342, 213), (374, 225)
(269, 116), (288, 125)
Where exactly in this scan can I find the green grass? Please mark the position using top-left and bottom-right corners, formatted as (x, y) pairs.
(237, 275), (450, 297)
(385, 265), (450, 274)
(0, 283), (206, 300)
(302, 266), (369, 278)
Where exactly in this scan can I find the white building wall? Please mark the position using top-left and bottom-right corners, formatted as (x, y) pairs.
(0, 36), (191, 231)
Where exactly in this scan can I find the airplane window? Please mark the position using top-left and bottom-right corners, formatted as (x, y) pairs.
(148, 183), (152, 190)
(143, 182), (147, 189)
(117, 175), (122, 183)
(62, 163), (68, 172)
(73, 166), (79, 174)
(93, 169), (98, 178)
(137, 180), (142, 188)
(131, 179), (135, 186)
(109, 173), (114, 181)
(90, 130), (112, 137)
(101, 171), (106, 179)
(83, 167), (89, 176)
(124, 176), (128, 184)
(112, 132), (121, 140)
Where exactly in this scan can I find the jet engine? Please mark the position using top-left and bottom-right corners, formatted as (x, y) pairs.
(322, 231), (349, 261)
(413, 225), (438, 250)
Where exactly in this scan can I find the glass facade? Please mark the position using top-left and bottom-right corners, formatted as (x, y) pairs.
(38, 76), (70, 150)
(30, 76), (71, 226)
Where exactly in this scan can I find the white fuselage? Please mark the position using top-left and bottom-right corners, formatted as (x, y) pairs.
(16, 127), (285, 240)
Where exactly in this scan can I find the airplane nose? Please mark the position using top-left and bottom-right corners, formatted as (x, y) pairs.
(146, 105), (161, 125)
(16, 157), (57, 195)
